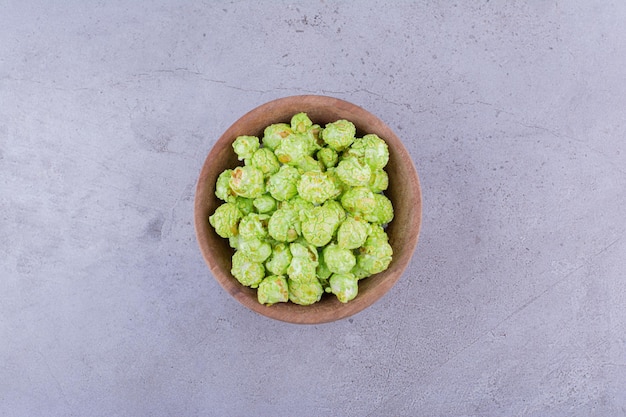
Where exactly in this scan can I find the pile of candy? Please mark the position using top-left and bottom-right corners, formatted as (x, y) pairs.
(209, 112), (394, 305)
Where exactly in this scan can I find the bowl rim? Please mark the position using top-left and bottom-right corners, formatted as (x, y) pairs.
(194, 95), (422, 324)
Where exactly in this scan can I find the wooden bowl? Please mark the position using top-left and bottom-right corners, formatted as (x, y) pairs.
(194, 95), (422, 324)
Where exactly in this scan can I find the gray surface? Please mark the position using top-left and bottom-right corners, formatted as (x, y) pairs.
(1, 1), (625, 416)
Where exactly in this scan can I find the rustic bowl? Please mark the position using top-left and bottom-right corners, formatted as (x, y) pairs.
(194, 95), (422, 324)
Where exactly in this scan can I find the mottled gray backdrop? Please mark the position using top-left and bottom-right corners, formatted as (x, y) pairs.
(1, 1), (625, 416)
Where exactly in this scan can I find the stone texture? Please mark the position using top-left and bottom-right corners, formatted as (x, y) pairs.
(1, 1), (625, 416)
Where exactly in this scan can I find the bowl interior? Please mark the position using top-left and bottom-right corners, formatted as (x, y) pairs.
(194, 95), (422, 324)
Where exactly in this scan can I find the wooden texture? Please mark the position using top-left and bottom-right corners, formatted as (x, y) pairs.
(194, 95), (422, 324)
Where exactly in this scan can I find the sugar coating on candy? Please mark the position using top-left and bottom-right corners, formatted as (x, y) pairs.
(209, 112), (395, 305)
(209, 202), (242, 238)
(262, 123), (292, 151)
(229, 166), (265, 199)
(231, 250), (265, 288)
(321, 119), (356, 151)
(267, 165), (300, 201)
(232, 135), (260, 160)
(257, 275), (289, 305)
(248, 148), (280, 178)
(328, 273), (359, 303)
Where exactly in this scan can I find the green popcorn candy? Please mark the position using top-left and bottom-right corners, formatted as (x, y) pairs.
(337, 216), (369, 249)
(291, 112), (313, 134)
(289, 241), (319, 262)
(239, 237), (272, 263)
(348, 134), (389, 170)
(215, 169), (236, 202)
(317, 147), (338, 168)
(301, 205), (339, 247)
(296, 171), (339, 205)
(287, 241), (319, 283)
(340, 186), (376, 216)
(350, 263), (371, 280)
(267, 165), (300, 201)
(238, 213), (269, 240)
(268, 207), (300, 242)
(253, 194), (277, 214)
(357, 235), (393, 275)
(316, 249), (333, 281)
(296, 155), (323, 173)
(323, 243), (356, 274)
(328, 273), (359, 303)
(257, 275), (289, 305)
(368, 169), (389, 193)
(282, 196), (314, 216)
(232, 135), (260, 161)
(209, 202), (242, 238)
(325, 168), (347, 199)
(288, 278), (324, 305)
(367, 223), (390, 243)
(287, 256), (318, 283)
(364, 194), (394, 225)
(265, 243), (292, 275)
(229, 235), (240, 250)
(305, 124), (324, 150)
(248, 148), (280, 178)
(231, 250), (265, 288)
(234, 196), (255, 216)
(229, 166), (265, 199)
(321, 119), (356, 151)
(263, 123), (293, 151)
(274, 134), (310, 165)
(336, 157), (372, 187)
(324, 199), (347, 226)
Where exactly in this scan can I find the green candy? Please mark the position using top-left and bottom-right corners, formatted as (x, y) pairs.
(340, 186), (376, 216)
(287, 242), (319, 283)
(337, 216), (369, 249)
(274, 134), (310, 166)
(262, 123), (293, 151)
(347, 133), (389, 170)
(265, 243), (292, 275)
(328, 273), (359, 303)
(317, 147), (338, 168)
(368, 169), (389, 193)
(238, 213), (269, 240)
(267, 207), (300, 242)
(253, 194), (277, 214)
(231, 250), (265, 288)
(357, 234), (393, 275)
(336, 157), (372, 187)
(282, 196), (314, 215)
(267, 165), (300, 201)
(209, 202), (242, 238)
(291, 112), (313, 134)
(215, 169), (235, 202)
(296, 171), (339, 205)
(364, 194), (394, 225)
(239, 237), (272, 263)
(234, 196), (255, 216)
(232, 135), (260, 160)
(316, 250), (333, 281)
(288, 278), (323, 305)
(301, 205), (340, 247)
(296, 155), (323, 173)
(321, 119), (356, 151)
(248, 148), (280, 178)
(208, 112), (396, 306)
(287, 256), (318, 283)
(323, 243), (356, 274)
(257, 275), (289, 305)
(229, 166), (265, 199)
